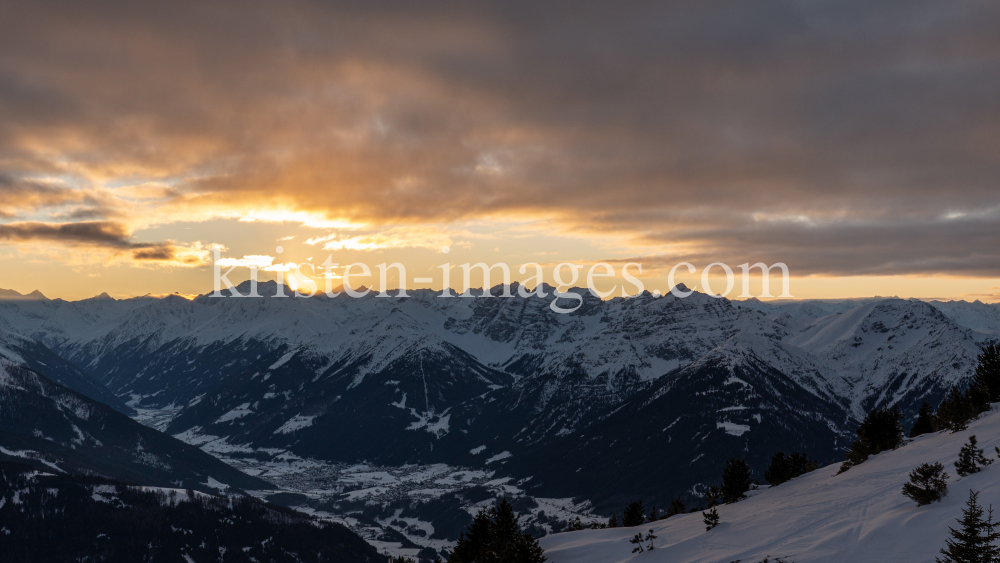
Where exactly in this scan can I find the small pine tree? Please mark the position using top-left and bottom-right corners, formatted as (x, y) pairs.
(666, 498), (686, 518)
(974, 343), (1000, 403)
(721, 458), (753, 503)
(703, 507), (720, 531)
(648, 504), (659, 522)
(566, 517), (585, 531)
(937, 386), (975, 433)
(792, 453), (819, 476)
(622, 500), (646, 527)
(937, 489), (1000, 563)
(765, 452), (819, 486)
(608, 513), (619, 528)
(644, 529), (657, 551)
(955, 435), (994, 478)
(910, 401), (936, 438)
(902, 462), (949, 506)
(447, 498), (546, 563)
(967, 382), (992, 420)
(840, 405), (905, 472)
(839, 439), (870, 474)
(629, 533), (644, 554)
(765, 452), (789, 486)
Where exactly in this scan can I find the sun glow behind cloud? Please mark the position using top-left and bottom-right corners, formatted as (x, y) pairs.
(0, 1), (998, 300)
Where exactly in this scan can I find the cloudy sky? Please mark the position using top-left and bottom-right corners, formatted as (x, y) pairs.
(0, 0), (998, 300)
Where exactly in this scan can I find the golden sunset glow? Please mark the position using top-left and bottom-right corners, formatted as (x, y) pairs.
(0, 1), (997, 302)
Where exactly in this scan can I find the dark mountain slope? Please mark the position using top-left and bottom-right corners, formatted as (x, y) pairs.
(0, 327), (132, 414)
(165, 339), (514, 465)
(0, 361), (271, 493)
(507, 339), (856, 510)
(0, 461), (379, 563)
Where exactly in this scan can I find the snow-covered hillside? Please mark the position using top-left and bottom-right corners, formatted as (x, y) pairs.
(540, 405), (1000, 563)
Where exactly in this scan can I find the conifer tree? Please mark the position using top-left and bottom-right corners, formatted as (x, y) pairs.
(703, 507), (720, 531)
(765, 452), (789, 486)
(648, 504), (659, 522)
(448, 498), (546, 563)
(937, 489), (1000, 563)
(622, 500), (646, 527)
(902, 462), (949, 506)
(629, 533), (644, 554)
(937, 386), (975, 433)
(721, 458), (753, 503)
(967, 382), (992, 419)
(644, 529), (657, 551)
(910, 401), (936, 438)
(840, 405), (905, 472)
(765, 452), (819, 486)
(608, 513), (619, 528)
(956, 435), (994, 478)
(666, 498), (686, 518)
(974, 344), (1000, 402)
(565, 517), (585, 531)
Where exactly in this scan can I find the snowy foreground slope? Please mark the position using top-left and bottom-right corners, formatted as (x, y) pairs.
(540, 405), (1000, 563)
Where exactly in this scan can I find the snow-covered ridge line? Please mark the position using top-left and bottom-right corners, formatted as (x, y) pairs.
(0, 283), (990, 417)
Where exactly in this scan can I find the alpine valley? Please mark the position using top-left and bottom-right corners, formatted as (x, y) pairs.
(0, 282), (997, 560)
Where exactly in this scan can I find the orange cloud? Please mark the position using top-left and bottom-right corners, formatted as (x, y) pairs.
(0, 0), (998, 281)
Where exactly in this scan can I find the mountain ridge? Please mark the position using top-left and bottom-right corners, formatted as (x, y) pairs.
(0, 284), (993, 509)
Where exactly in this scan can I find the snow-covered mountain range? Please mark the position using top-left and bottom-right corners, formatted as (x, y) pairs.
(0, 283), (993, 516)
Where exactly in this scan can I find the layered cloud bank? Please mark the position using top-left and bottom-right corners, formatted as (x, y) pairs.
(0, 1), (998, 296)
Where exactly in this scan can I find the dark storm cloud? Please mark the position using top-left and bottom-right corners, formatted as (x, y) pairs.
(0, 221), (135, 247)
(0, 0), (998, 275)
(0, 220), (180, 262)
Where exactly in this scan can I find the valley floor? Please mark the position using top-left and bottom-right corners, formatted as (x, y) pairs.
(540, 405), (1000, 563)
(137, 409), (601, 559)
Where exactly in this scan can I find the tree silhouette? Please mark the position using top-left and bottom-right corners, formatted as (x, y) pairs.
(902, 462), (949, 506)
(447, 498), (546, 563)
(910, 401), (936, 437)
(703, 507), (720, 531)
(622, 500), (646, 527)
(721, 458), (753, 503)
(937, 489), (1000, 563)
(955, 435), (994, 477)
